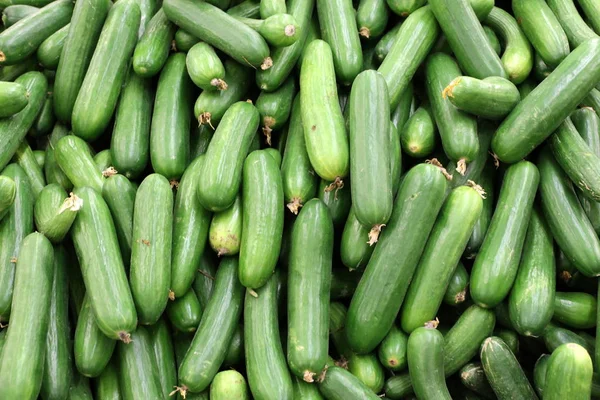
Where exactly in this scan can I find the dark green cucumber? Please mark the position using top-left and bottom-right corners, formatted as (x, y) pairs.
(357, 0), (389, 39)
(12, 141), (44, 199)
(429, 0), (506, 79)
(66, 249), (86, 322)
(163, 0), (271, 68)
(0, 56), (37, 82)
(0, 0), (72, 66)
(209, 194), (242, 256)
(55, 135), (104, 192)
(378, 6), (439, 109)
(190, 124), (213, 159)
(543, 323), (594, 355)
(330, 268), (361, 300)
(0, 81), (28, 117)
(133, 9), (176, 77)
(389, 120), (403, 196)
(0, 233), (53, 400)
(484, 25), (502, 55)
(470, 161), (539, 308)
(166, 288), (202, 333)
(318, 178), (352, 226)
(426, 53), (478, 174)
(0, 176), (15, 221)
(300, 39), (349, 182)
(71, 187), (137, 340)
(74, 295), (116, 377)
(400, 185), (483, 333)
(235, 13), (301, 48)
(444, 76), (520, 120)
(443, 262), (469, 306)
(553, 292), (596, 329)
(1, 5), (38, 27)
(171, 156), (211, 298)
(37, 23), (68, 70)
(533, 354), (549, 396)
(545, 343), (593, 400)
(223, 324), (244, 367)
(287, 199), (333, 381)
(260, 0), (285, 18)
(210, 370), (249, 400)
(197, 101), (259, 212)
(94, 358), (121, 400)
(0, 164), (33, 321)
(408, 326), (452, 400)
(459, 362), (495, 400)
(71, 0), (140, 141)
(401, 105), (436, 158)
(495, 328), (520, 355)
(101, 174), (136, 265)
(378, 324), (408, 371)
(390, 79), (414, 131)
(538, 147), (600, 277)
(340, 208), (375, 271)
(548, 0), (598, 48)
(44, 124), (72, 191)
(228, 0), (260, 18)
(34, 184), (80, 243)
(383, 374), (413, 399)
(117, 326), (163, 400)
(30, 85), (55, 138)
(508, 209), (555, 337)
(374, 22), (400, 63)
(53, 0), (111, 124)
(0, 71), (47, 172)
(186, 42), (227, 91)
(317, 366), (380, 400)
(293, 376), (324, 399)
(464, 165), (494, 257)
(346, 163), (448, 354)
(256, 77), (296, 144)
(173, 28), (200, 51)
(148, 318), (177, 398)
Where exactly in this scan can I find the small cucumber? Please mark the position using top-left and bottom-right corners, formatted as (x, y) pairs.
(148, 318), (177, 398)
(236, 13), (301, 48)
(1, 5), (38, 28)
(459, 362), (495, 399)
(374, 22), (400, 63)
(357, 0), (389, 39)
(101, 174), (136, 265)
(37, 23), (69, 70)
(44, 124), (72, 191)
(464, 165), (494, 257)
(55, 135), (104, 193)
(553, 292), (596, 329)
(340, 208), (375, 271)
(317, 366), (380, 400)
(548, 0), (598, 49)
(0, 81), (28, 117)
(545, 343), (593, 400)
(400, 105), (436, 158)
(377, 325), (408, 371)
(12, 141), (45, 199)
(443, 262), (469, 306)
(133, 9), (176, 77)
(210, 370), (249, 400)
(0, 176), (15, 221)
(167, 289), (202, 333)
(174, 28), (200, 51)
(94, 358), (121, 400)
(34, 184), (81, 243)
(186, 42), (227, 91)
(256, 77), (296, 144)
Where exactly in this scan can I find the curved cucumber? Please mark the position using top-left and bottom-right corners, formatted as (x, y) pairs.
(0, 176), (15, 221)
(377, 324), (408, 371)
(464, 165), (494, 257)
(256, 76), (296, 143)
(34, 183), (80, 243)
(357, 0), (389, 39)
(55, 135), (104, 193)
(340, 208), (375, 271)
(148, 318), (177, 398)
(548, 0), (598, 49)
(186, 42), (227, 91)
(545, 343), (593, 400)
(133, 9), (176, 78)
(0, 81), (28, 117)
(166, 288), (202, 333)
(401, 105), (436, 158)
(553, 292), (596, 329)
(209, 194), (242, 257)
(37, 23), (69, 70)
(101, 174), (136, 266)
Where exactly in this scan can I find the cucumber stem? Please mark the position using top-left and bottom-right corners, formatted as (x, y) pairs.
(118, 331), (132, 344)
(286, 197), (302, 214)
(456, 158), (467, 175)
(359, 27), (370, 38)
(169, 385), (188, 399)
(210, 78), (228, 91)
(261, 57), (273, 70)
(367, 224), (385, 246)
(426, 158), (453, 180)
(304, 370), (316, 383)
(102, 166), (118, 177)
(284, 24), (296, 37)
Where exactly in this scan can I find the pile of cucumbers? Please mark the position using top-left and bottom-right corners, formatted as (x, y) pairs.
(3, 0), (600, 398)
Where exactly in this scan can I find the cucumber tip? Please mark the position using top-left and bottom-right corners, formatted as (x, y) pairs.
(284, 24), (296, 37)
(260, 57), (273, 71)
(169, 385), (188, 398)
(118, 331), (132, 344)
(0, 51), (5, 63)
(286, 198), (302, 214)
(304, 370), (316, 383)
(367, 224), (385, 246)
(359, 27), (370, 39)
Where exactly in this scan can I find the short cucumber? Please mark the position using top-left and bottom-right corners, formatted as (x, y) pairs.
(44, 124), (72, 191)
(37, 23), (69, 70)
(34, 184), (80, 243)
(545, 343), (593, 400)
(166, 288), (202, 333)
(318, 178), (352, 226)
(260, 0), (285, 18)
(443, 262), (469, 306)
(357, 0), (389, 39)
(1, 5), (38, 28)
(235, 13), (301, 48)
(553, 292), (596, 329)
(101, 174), (136, 265)
(256, 77), (296, 144)
(317, 366), (380, 400)
(148, 318), (177, 398)
(548, 0), (598, 49)
(0, 81), (28, 117)
(400, 105), (436, 158)
(340, 208), (375, 271)
(133, 9), (176, 77)
(210, 370), (249, 400)
(0, 233), (53, 400)
(459, 362), (495, 400)
(464, 165), (494, 257)
(408, 325), (452, 400)
(55, 135), (104, 193)
(287, 199), (333, 382)
(12, 141), (45, 199)
(228, 0), (260, 18)
(0, 176), (15, 221)
(470, 161), (539, 308)
(186, 42), (227, 91)
(94, 358), (121, 400)
(209, 194), (242, 256)
(377, 325), (408, 371)
(71, 0), (140, 141)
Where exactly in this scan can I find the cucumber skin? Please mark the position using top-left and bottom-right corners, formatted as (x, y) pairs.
(0, 176), (16, 221)
(33, 183), (78, 244)
(553, 292), (597, 329)
(0, 81), (28, 117)
(545, 343), (593, 400)
(317, 366), (380, 400)
(55, 135), (104, 193)
(186, 42), (226, 90)
(287, 199), (333, 380)
(446, 76), (521, 120)
(443, 262), (469, 306)
(166, 288), (202, 333)
(209, 194), (242, 257)
(1, 5), (38, 28)
(492, 38), (600, 163)
(71, 187), (137, 340)
(148, 319), (177, 398)
(210, 370), (249, 400)
(37, 23), (69, 70)
(228, 0), (261, 18)
(378, 325), (408, 371)
(357, 0), (389, 39)
(101, 174), (136, 266)
(192, 253), (217, 310)
(293, 376), (324, 400)
(340, 208), (375, 271)
(0, 233), (53, 400)
(465, 165), (494, 257)
(44, 124), (73, 191)
(133, 9), (176, 78)
(239, 150), (284, 289)
(174, 28), (200, 51)
(470, 161), (539, 309)
(407, 327), (452, 400)
(548, 0), (598, 49)
(400, 106), (436, 158)
(71, 0), (141, 142)
(13, 141), (45, 200)
(345, 164), (447, 354)
(256, 76), (296, 132)
(94, 359), (122, 400)
(508, 209), (556, 337)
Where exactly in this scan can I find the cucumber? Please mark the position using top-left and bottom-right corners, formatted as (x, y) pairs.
(67, 251), (86, 322)
(378, 6), (439, 109)
(470, 0), (494, 20)
(464, 165), (494, 257)
(391, 81), (415, 130)
(34, 184), (81, 243)
(37, 23), (68, 70)
(186, 42), (227, 91)
(543, 323), (594, 355)
(0, 176), (15, 221)
(293, 376), (324, 400)
(197, 101), (259, 212)
(133, 9), (175, 77)
(32, 150), (44, 169)
(346, 163), (448, 354)
(538, 147), (600, 277)
(470, 161), (539, 308)
(429, 0), (506, 79)
(167, 289), (202, 333)
(459, 362), (495, 399)
(30, 84), (55, 137)
(256, 77), (296, 144)
(12, 141), (44, 199)
(389, 120), (403, 196)
(443, 76), (520, 120)
(0, 71), (47, 172)
(0, 81), (28, 117)
(190, 125), (213, 159)
(228, 0), (260, 18)
(163, 0), (272, 69)
(176, 257), (244, 395)
(512, 0), (569, 68)
(553, 292), (596, 329)
(340, 208), (375, 271)
(71, 187), (137, 341)
(400, 185), (483, 333)
(0, 164), (33, 321)
(357, 0), (389, 39)
(236, 13), (301, 48)
(374, 22), (400, 63)
(318, 178), (352, 226)
(1, 4), (38, 27)
(548, 0), (598, 48)
(209, 194), (242, 256)
(171, 156), (211, 298)
(148, 319), (177, 398)
(287, 199), (333, 381)
(386, 0), (424, 17)
(55, 135), (104, 193)
(94, 358), (122, 400)
(533, 355), (549, 397)
(117, 326), (163, 400)
(317, 366), (380, 400)
(443, 262), (469, 306)
(545, 343), (593, 400)
(68, 375), (94, 400)
(223, 324), (245, 367)
(101, 174), (136, 266)
(0, 233), (53, 400)
(408, 325), (452, 400)
(174, 28), (200, 51)
(579, 0), (600, 33)
(0, 56), (37, 82)
(192, 256), (217, 313)
(0, 0), (72, 66)
(330, 268), (361, 300)
(210, 370), (249, 400)
(484, 25), (502, 55)
(508, 209), (556, 337)
(53, 0), (111, 124)
(260, 0), (285, 18)
(426, 53), (478, 174)
(383, 374), (414, 399)
(401, 105), (436, 158)
(150, 53), (192, 180)
(377, 325), (408, 371)
(74, 295), (116, 378)
(44, 124), (72, 191)
(495, 329), (520, 355)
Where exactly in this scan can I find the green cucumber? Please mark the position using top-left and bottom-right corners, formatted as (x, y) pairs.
(68, 375), (94, 400)
(545, 343), (593, 400)
(484, 25), (502, 55)
(401, 105), (436, 158)
(256, 77), (296, 144)
(32, 150), (44, 169)
(133, 9), (176, 77)
(137, 0), (160, 39)
(378, 6), (439, 109)
(300, 40), (349, 182)
(163, 0), (271, 69)
(260, 0), (285, 18)
(117, 326), (163, 400)
(1, 5), (38, 27)
(0, 71), (47, 172)
(293, 376), (324, 399)
(166, 288), (202, 333)
(470, 161), (539, 308)
(386, 0), (425, 17)
(55, 135), (104, 192)
(0, 176), (15, 221)
(495, 329), (520, 355)
(538, 147), (600, 277)
(236, 13), (301, 48)
(0, 81), (28, 117)
(357, 0), (389, 39)
(340, 208), (375, 271)
(244, 272), (293, 399)
(223, 324), (245, 367)
(29, 85), (55, 137)
(374, 22), (400, 63)
(443, 262), (469, 306)
(426, 53), (478, 174)
(101, 174), (136, 266)
(330, 268), (361, 300)
(150, 53), (192, 180)
(459, 362), (495, 400)
(548, 0), (598, 48)
(383, 374), (414, 399)
(148, 318), (177, 398)
(470, 0), (494, 20)
(346, 163), (448, 354)
(190, 125), (213, 159)
(389, 120), (402, 196)
(197, 101), (259, 212)
(287, 199), (333, 381)
(508, 209), (556, 337)
(400, 185), (483, 333)
(408, 325), (452, 400)
(37, 23), (68, 70)
(44, 124), (72, 191)
(553, 292), (596, 329)
(429, 0), (506, 79)
(228, 0), (260, 18)
(0, 164), (33, 321)
(317, 366), (380, 400)
(71, 0), (140, 141)
(74, 295), (116, 378)
(34, 184), (80, 243)
(464, 165), (494, 257)
(186, 42), (227, 91)
(210, 370), (249, 400)
(94, 358), (122, 400)
(443, 76), (520, 120)
(0, 233), (53, 400)
(543, 323), (594, 355)
(174, 28), (200, 51)
(12, 141), (44, 199)
(71, 187), (137, 341)
(177, 257), (244, 395)
(318, 178), (352, 226)
(192, 253), (217, 310)
(209, 194), (242, 256)
(66, 250), (86, 322)
(0, 56), (37, 82)
(377, 325), (408, 371)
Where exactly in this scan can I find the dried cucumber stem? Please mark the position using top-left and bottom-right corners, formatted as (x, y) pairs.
(304, 370), (316, 383)
(367, 224), (385, 246)
(58, 192), (83, 214)
(324, 176), (344, 193)
(489, 151), (500, 168)
(0, 51), (5, 63)
(334, 356), (348, 369)
(467, 179), (487, 199)
(198, 112), (215, 129)
(169, 385), (188, 399)
(260, 57), (273, 70)
(284, 24), (296, 37)
(359, 27), (370, 38)
(560, 270), (572, 283)
(216, 248), (228, 257)
(426, 158), (453, 181)
(102, 166), (118, 177)
(316, 366), (329, 383)
(119, 332), (132, 344)
(442, 77), (461, 99)
(210, 78), (228, 91)
(424, 318), (440, 329)
(455, 289), (467, 304)
(262, 116), (276, 146)
(456, 158), (467, 175)
(248, 289), (258, 298)
(168, 290), (175, 301)
(170, 180), (180, 190)
(286, 197), (302, 214)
